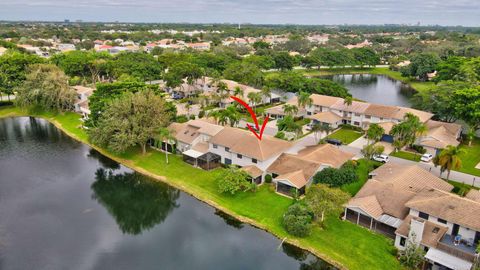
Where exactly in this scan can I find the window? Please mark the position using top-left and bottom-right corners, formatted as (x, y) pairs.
(237, 154), (242, 159)
(213, 144), (218, 149)
(354, 121), (360, 126)
(399, 237), (406, 247)
(225, 147), (230, 152)
(365, 115), (371, 119)
(252, 158), (257, 164)
(419, 212), (429, 220)
(355, 113), (361, 116)
(437, 218), (447, 224)
(224, 158), (232, 165)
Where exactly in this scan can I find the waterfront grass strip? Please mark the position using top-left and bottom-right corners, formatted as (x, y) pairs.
(0, 106), (401, 270)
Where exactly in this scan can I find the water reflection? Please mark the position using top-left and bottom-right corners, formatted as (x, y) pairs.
(214, 209), (245, 229)
(91, 168), (180, 235)
(87, 148), (121, 170)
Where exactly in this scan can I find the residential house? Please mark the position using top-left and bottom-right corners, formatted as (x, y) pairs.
(187, 42), (211, 51)
(344, 163), (453, 237)
(208, 127), (293, 181)
(395, 189), (480, 270)
(265, 97), (306, 120)
(73, 86), (95, 119)
(267, 144), (354, 196)
(418, 120), (462, 155)
(345, 162), (479, 270)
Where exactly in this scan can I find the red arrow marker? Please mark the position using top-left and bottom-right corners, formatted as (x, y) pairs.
(230, 96), (270, 141)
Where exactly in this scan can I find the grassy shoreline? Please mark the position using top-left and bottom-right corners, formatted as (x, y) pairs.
(0, 105), (401, 270)
(301, 67), (433, 92)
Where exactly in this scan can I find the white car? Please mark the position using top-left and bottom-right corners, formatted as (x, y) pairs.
(372, 154), (389, 163)
(421, 153), (434, 162)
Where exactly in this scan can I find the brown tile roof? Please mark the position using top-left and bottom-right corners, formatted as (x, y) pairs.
(173, 124), (199, 144)
(297, 144), (355, 168)
(351, 180), (416, 219)
(188, 119), (224, 136)
(241, 165), (263, 178)
(419, 126), (460, 149)
(267, 154), (320, 184)
(426, 120), (462, 136)
(275, 170), (308, 189)
(310, 94), (344, 107)
(395, 215), (448, 248)
(364, 104), (401, 119)
(330, 100), (370, 114)
(169, 120), (224, 145)
(369, 163), (453, 193)
(308, 111), (343, 124)
(376, 121), (395, 134)
(348, 195), (384, 219)
(396, 107), (433, 123)
(73, 85), (95, 95)
(405, 188), (480, 231)
(466, 190), (480, 202)
(192, 141), (209, 153)
(210, 127), (292, 161)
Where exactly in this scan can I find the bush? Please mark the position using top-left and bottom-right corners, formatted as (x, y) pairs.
(313, 162), (358, 187)
(198, 110), (205, 118)
(265, 174), (272, 184)
(217, 166), (251, 195)
(340, 124), (363, 132)
(175, 115), (188, 123)
(282, 203), (313, 237)
(275, 131), (286, 139)
(189, 114), (196, 120)
(411, 144), (427, 154)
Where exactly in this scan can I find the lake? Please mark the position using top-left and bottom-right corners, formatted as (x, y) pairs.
(0, 117), (335, 270)
(319, 74), (416, 107)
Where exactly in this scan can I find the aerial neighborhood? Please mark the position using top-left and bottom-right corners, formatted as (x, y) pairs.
(1, 22), (479, 270)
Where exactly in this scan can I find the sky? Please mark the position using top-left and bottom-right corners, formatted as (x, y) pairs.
(0, 0), (479, 26)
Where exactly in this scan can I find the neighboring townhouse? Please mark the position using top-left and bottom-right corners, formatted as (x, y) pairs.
(208, 127), (293, 181)
(345, 162), (479, 270)
(73, 85), (95, 119)
(395, 189), (480, 270)
(186, 42), (211, 50)
(344, 163), (453, 237)
(267, 144), (354, 196)
(265, 97), (306, 120)
(168, 119), (224, 170)
(418, 120), (462, 155)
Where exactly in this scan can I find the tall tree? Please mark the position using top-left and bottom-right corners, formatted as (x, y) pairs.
(297, 91), (313, 110)
(437, 145), (465, 180)
(247, 92), (262, 114)
(0, 50), (43, 99)
(282, 104), (299, 117)
(15, 64), (76, 111)
(89, 89), (172, 154)
(400, 53), (440, 81)
(305, 184), (350, 224)
(156, 127), (175, 164)
(366, 123), (385, 144)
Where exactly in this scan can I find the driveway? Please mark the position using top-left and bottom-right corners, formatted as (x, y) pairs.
(348, 136), (369, 149)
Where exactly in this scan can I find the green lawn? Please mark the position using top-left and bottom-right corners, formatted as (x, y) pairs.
(326, 126), (363, 145)
(341, 159), (374, 196)
(391, 151), (421, 162)
(0, 106), (401, 270)
(456, 138), (480, 177)
(302, 67), (433, 93)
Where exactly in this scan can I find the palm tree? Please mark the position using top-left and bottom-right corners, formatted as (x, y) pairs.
(156, 128), (175, 164)
(261, 86), (272, 104)
(282, 104), (299, 117)
(297, 91), (313, 110)
(466, 125), (476, 147)
(366, 123), (385, 145)
(437, 145), (466, 180)
(319, 123), (333, 137)
(311, 123), (322, 143)
(208, 110), (221, 124)
(224, 105), (240, 127)
(247, 92), (262, 114)
(343, 96), (353, 107)
(233, 86), (244, 98)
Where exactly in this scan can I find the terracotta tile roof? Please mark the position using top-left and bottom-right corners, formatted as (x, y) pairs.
(297, 144), (355, 168)
(308, 111), (343, 124)
(192, 141), (209, 153)
(275, 170), (308, 189)
(348, 195), (384, 219)
(241, 165), (263, 178)
(267, 154), (320, 183)
(396, 107), (433, 123)
(364, 104), (401, 119)
(369, 163), (453, 193)
(210, 127), (292, 161)
(405, 188), (480, 231)
(188, 119), (224, 137)
(419, 126), (460, 149)
(426, 120), (462, 136)
(73, 85), (94, 95)
(310, 94), (344, 107)
(466, 190), (480, 202)
(395, 215), (448, 248)
(350, 180), (416, 219)
(172, 124), (199, 144)
(330, 100), (370, 114)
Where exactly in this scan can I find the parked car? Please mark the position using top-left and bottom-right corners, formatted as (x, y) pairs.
(325, 138), (342, 146)
(372, 154), (389, 163)
(420, 153), (434, 162)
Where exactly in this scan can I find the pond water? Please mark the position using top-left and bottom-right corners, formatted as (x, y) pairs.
(0, 117), (335, 270)
(319, 74), (416, 107)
